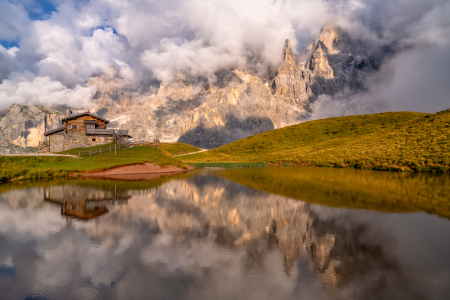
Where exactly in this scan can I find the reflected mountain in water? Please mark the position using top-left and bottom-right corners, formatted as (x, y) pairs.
(0, 168), (449, 299)
(86, 175), (430, 299)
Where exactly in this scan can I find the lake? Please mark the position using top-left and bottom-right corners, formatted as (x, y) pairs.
(0, 166), (449, 300)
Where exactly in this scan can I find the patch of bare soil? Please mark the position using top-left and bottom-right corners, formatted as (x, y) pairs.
(83, 162), (194, 181)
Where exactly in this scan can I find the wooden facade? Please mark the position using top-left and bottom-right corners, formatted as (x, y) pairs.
(42, 112), (129, 153)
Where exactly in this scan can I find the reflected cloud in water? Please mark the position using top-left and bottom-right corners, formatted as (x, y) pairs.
(0, 168), (449, 300)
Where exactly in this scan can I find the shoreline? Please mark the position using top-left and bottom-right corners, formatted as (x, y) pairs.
(187, 161), (450, 173)
(81, 162), (195, 181)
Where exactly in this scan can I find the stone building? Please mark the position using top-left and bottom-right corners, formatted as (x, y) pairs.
(41, 109), (129, 153)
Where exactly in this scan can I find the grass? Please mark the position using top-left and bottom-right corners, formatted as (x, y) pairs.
(0, 146), (188, 182)
(181, 110), (450, 172)
(60, 142), (201, 156)
(60, 142), (117, 155)
(159, 143), (201, 155)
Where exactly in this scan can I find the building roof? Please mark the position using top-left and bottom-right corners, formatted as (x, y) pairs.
(62, 112), (110, 124)
(44, 127), (64, 136)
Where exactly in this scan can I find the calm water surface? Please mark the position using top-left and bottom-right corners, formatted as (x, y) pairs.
(0, 167), (449, 300)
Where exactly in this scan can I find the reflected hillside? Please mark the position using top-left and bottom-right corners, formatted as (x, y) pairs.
(0, 170), (195, 195)
(216, 166), (450, 218)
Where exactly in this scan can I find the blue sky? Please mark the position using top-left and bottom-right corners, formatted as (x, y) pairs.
(26, 0), (57, 20)
(0, 0), (57, 48)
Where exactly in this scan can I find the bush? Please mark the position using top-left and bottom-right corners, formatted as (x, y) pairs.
(389, 166), (401, 172)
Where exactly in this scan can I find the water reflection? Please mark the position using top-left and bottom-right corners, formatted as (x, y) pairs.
(44, 186), (131, 220)
(0, 168), (449, 300)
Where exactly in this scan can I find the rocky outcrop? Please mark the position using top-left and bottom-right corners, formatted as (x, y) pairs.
(271, 39), (312, 108)
(0, 105), (63, 154)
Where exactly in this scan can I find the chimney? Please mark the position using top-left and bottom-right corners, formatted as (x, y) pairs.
(66, 107), (72, 117)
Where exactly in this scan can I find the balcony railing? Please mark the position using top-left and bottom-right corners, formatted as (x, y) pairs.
(85, 129), (128, 136)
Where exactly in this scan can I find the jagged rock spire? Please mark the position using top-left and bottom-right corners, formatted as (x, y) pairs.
(283, 39), (296, 61)
(275, 39), (300, 76)
(271, 38), (309, 105)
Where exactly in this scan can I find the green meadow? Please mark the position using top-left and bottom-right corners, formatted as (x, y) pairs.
(0, 143), (200, 182)
(181, 110), (450, 172)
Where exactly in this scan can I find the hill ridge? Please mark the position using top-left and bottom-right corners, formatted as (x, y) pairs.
(181, 110), (450, 172)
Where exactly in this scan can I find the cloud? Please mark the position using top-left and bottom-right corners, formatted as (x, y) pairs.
(0, 71), (97, 111)
(343, 43), (450, 115)
(0, 1), (29, 41)
(309, 0), (450, 117)
(310, 95), (347, 120)
(0, 0), (449, 113)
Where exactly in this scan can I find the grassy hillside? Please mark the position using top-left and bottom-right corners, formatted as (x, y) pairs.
(159, 143), (201, 155)
(181, 110), (450, 172)
(0, 146), (187, 182)
(60, 142), (201, 156)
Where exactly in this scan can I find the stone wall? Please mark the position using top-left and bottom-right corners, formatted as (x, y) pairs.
(49, 135), (65, 152)
(38, 141), (50, 153)
(49, 132), (113, 153)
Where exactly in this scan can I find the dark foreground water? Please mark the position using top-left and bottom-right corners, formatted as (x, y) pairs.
(0, 167), (449, 300)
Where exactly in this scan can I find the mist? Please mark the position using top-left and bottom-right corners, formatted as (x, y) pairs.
(0, 0), (449, 113)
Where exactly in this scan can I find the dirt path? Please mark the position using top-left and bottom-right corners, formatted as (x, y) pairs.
(174, 149), (208, 157)
(1, 153), (80, 158)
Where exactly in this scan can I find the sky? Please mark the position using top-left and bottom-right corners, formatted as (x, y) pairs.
(0, 0), (449, 113)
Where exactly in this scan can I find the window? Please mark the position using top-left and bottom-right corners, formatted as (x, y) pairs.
(86, 124), (95, 129)
(71, 139), (78, 143)
(70, 125), (79, 130)
(90, 138), (98, 142)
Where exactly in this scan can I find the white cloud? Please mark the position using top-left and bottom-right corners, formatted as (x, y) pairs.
(0, 72), (97, 111)
(0, 0), (449, 112)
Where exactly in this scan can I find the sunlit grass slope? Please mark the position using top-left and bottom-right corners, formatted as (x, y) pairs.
(0, 146), (187, 182)
(181, 110), (450, 172)
(60, 142), (201, 156)
(159, 143), (201, 155)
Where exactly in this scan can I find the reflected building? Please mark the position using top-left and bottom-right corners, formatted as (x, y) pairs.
(44, 185), (131, 220)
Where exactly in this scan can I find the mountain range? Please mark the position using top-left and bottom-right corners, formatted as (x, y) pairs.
(0, 23), (383, 153)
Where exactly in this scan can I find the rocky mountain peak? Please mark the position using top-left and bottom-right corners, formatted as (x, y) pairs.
(318, 22), (340, 53)
(275, 39), (300, 77)
(283, 39), (296, 61)
(308, 42), (334, 79)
